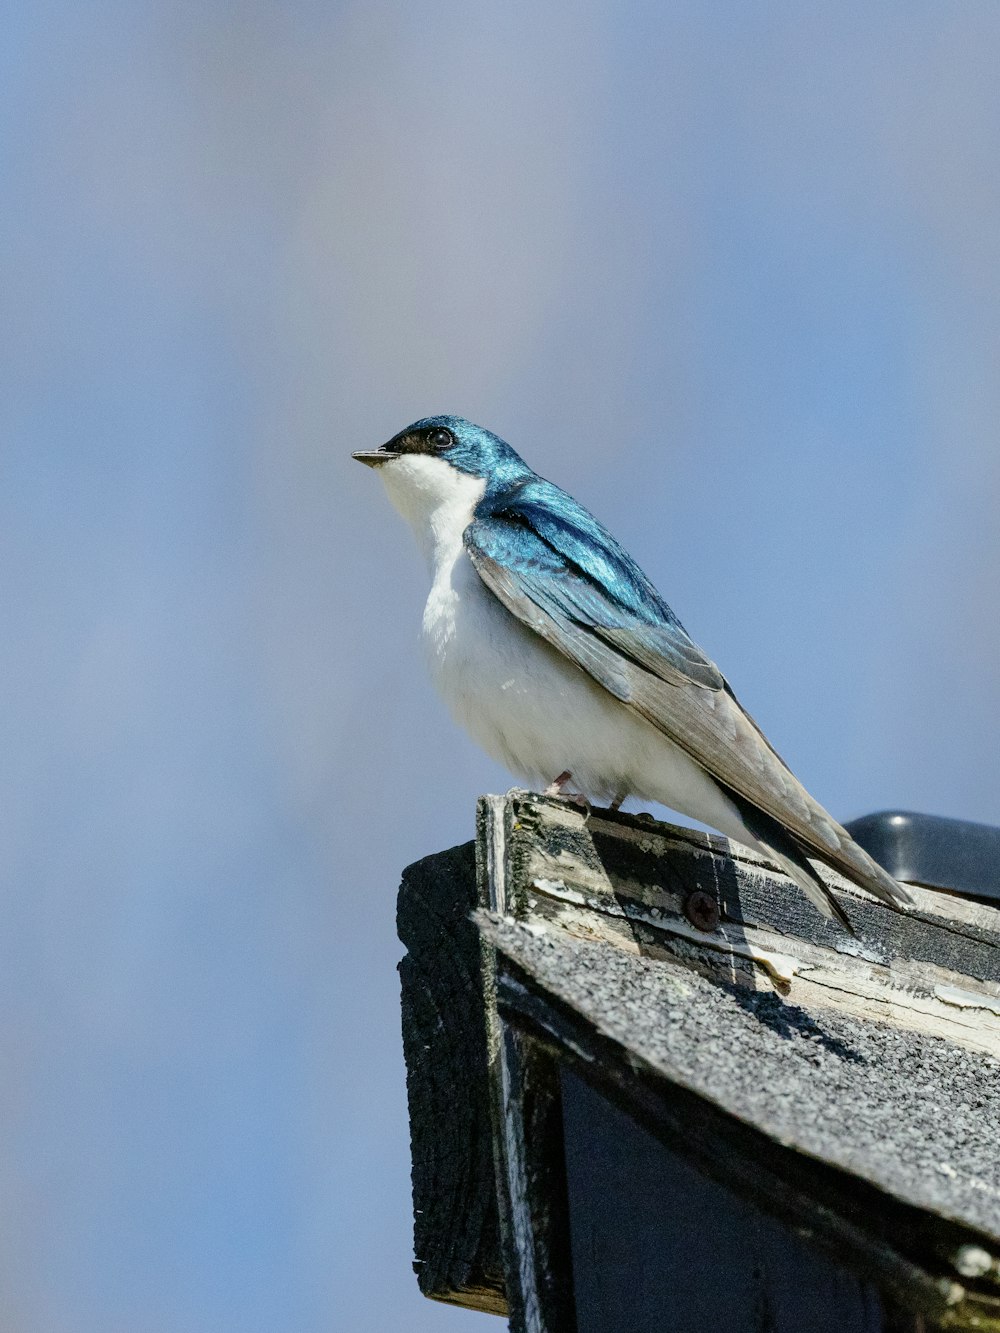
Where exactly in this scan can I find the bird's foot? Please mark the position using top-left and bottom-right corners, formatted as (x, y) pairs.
(543, 772), (590, 811)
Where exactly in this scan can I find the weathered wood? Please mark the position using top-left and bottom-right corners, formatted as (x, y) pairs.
(397, 792), (1000, 1330)
(478, 791), (1000, 1331)
(485, 1025), (577, 1333)
(502, 794), (1000, 1056)
(396, 843), (506, 1315)
(477, 796), (577, 1333)
(490, 941), (994, 1328)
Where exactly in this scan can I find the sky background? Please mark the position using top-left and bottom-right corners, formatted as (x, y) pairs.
(3, 3), (1000, 1330)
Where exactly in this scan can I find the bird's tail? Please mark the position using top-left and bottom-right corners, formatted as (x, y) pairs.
(822, 833), (915, 913)
(727, 794), (858, 933)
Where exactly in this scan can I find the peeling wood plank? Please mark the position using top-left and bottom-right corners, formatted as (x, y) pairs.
(477, 795), (577, 1333)
(397, 791), (1000, 1330)
(478, 790), (1000, 1331)
(506, 793), (1000, 1047)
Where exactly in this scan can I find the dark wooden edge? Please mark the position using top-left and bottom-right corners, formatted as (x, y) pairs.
(395, 793), (1000, 1326)
(486, 1025), (578, 1333)
(491, 953), (1000, 1332)
(478, 796), (578, 1333)
(397, 842), (507, 1315)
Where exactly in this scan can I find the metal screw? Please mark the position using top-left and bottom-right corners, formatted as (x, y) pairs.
(684, 890), (720, 932)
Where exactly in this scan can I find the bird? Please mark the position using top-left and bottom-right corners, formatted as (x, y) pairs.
(353, 415), (912, 929)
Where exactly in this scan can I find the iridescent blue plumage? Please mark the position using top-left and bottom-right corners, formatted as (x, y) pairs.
(412, 416), (720, 683)
(404, 415), (533, 495)
(468, 481), (725, 692)
(355, 415), (913, 928)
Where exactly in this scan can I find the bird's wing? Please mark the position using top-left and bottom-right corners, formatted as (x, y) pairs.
(464, 481), (907, 907)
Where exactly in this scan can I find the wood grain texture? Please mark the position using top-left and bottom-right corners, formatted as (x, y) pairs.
(504, 793), (1000, 1055)
(477, 795), (578, 1333)
(397, 792), (1000, 1329)
(478, 790), (1000, 1331)
(396, 842), (506, 1315)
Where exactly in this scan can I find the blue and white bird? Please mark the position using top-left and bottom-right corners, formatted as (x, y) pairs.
(353, 415), (911, 929)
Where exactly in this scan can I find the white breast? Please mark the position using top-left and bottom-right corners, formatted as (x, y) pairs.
(376, 452), (748, 835)
(420, 538), (626, 793)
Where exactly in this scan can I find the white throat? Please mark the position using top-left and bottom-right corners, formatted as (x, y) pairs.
(378, 454), (487, 574)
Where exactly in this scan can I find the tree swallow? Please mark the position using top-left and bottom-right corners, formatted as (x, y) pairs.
(354, 416), (911, 929)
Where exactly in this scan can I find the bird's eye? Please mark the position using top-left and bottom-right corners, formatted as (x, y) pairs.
(427, 428), (453, 450)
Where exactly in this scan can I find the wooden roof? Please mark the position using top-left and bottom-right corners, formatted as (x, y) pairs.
(398, 791), (1000, 1329)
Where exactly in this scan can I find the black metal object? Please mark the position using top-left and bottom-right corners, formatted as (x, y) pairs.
(845, 810), (1000, 904)
(683, 888), (721, 932)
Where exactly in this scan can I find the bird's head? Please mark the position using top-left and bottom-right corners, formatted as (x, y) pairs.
(353, 416), (530, 557)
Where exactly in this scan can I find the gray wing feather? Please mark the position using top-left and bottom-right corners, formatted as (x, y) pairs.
(467, 543), (911, 910)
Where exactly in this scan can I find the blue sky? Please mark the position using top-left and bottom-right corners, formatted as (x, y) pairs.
(2, 3), (999, 1330)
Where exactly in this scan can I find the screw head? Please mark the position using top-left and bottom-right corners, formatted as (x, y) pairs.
(684, 890), (720, 932)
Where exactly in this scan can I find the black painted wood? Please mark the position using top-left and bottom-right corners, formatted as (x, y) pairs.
(486, 1026), (578, 1333)
(396, 842), (506, 1315)
(482, 792), (1000, 1330)
(491, 952), (963, 1325)
(396, 794), (1000, 1330)
(560, 1069), (893, 1333)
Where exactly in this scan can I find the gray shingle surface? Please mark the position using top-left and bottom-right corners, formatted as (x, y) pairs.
(482, 913), (1000, 1242)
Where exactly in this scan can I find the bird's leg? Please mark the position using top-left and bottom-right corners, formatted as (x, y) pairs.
(609, 794), (625, 812)
(543, 771), (590, 811)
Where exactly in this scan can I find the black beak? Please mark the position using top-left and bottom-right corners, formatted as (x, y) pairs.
(351, 450), (392, 468)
